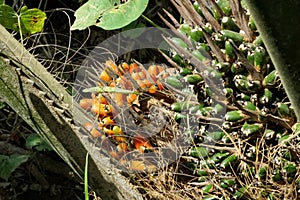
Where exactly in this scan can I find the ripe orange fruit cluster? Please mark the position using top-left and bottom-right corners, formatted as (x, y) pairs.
(79, 60), (169, 168)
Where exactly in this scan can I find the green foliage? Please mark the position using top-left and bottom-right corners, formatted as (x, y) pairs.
(0, 154), (30, 180)
(71, 0), (149, 30)
(25, 133), (53, 151)
(0, 4), (46, 35)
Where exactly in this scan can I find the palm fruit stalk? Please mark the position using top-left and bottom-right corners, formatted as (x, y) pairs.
(158, 0), (300, 199)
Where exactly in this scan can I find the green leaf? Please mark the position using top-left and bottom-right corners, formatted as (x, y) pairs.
(26, 133), (52, 151)
(0, 5), (46, 35)
(0, 5), (18, 31)
(0, 0), (5, 5)
(20, 7), (47, 34)
(96, 0), (148, 30)
(71, 0), (148, 31)
(0, 154), (30, 181)
(71, 0), (117, 30)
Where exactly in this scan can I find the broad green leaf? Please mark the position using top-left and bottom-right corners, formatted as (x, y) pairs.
(26, 133), (53, 151)
(71, 0), (119, 30)
(97, 0), (148, 30)
(0, 5), (18, 31)
(0, 5), (46, 35)
(71, 0), (148, 31)
(20, 7), (47, 34)
(0, 154), (30, 181)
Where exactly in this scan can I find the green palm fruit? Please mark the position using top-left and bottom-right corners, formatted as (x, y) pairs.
(283, 163), (297, 178)
(221, 16), (239, 31)
(179, 23), (191, 35)
(277, 102), (290, 117)
(220, 179), (236, 189)
(189, 28), (205, 42)
(192, 49), (210, 62)
(220, 154), (238, 168)
(231, 62), (244, 74)
(221, 30), (244, 45)
(234, 74), (261, 93)
(253, 35), (263, 45)
(166, 76), (183, 89)
(225, 40), (235, 60)
(248, 16), (257, 31)
(180, 67), (193, 76)
(189, 146), (210, 158)
(254, 46), (267, 72)
(239, 100), (257, 111)
(197, 169), (210, 176)
(263, 129), (275, 140)
(217, 0), (231, 16)
(272, 168), (283, 182)
(259, 88), (273, 104)
(210, 152), (230, 163)
(234, 187), (247, 199)
(223, 87), (233, 98)
(225, 110), (246, 122)
(205, 131), (225, 142)
(171, 101), (193, 112)
(202, 183), (214, 193)
(199, 106), (213, 116)
(241, 122), (263, 137)
(263, 70), (279, 87)
(258, 166), (267, 179)
(184, 74), (204, 84)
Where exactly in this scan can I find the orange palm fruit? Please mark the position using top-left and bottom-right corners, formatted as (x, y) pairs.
(136, 80), (147, 90)
(156, 79), (164, 90)
(129, 63), (139, 74)
(133, 134), (152, 153)
(105, 60), (118, 74)
(99, 70), (111, 83)
(79, 98), (93, 110)
(103, 127), (114, 136)
(127, 93), (138, 104)
(114, 135), (128, 143)
(91, 102), (113, 117)
(143, 79), (154, 88)
(116, 142), (129, 152)
(148, 85), (157, 94)
(148, 65), (164, 82)
(138, 70), (147, 80)
(131, 72), (140, 81)
(118, 62), (130, 75)
(119, 76), (134, 90)
(113, 93), (126, 106)
(99, 116), (115, 128)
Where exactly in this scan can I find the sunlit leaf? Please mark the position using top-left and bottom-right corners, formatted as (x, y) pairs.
(71, 0), (148, 31)
(71, 0), (119, 30)
(20, 7), (47, 34)
(97, 0), (148, 30)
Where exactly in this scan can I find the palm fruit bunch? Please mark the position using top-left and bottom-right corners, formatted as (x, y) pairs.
(157, 0), (300, 199)
(78, 60), (179, 171)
